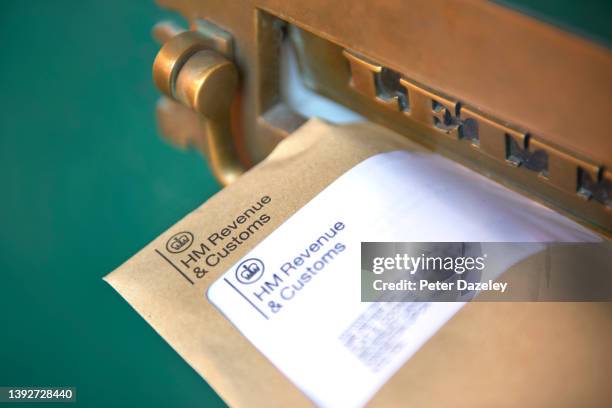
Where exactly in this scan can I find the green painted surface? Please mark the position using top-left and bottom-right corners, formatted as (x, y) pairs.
(0, 1), (224, 407)
(0, 1), (609, 407)
(496, 0), (612, 47)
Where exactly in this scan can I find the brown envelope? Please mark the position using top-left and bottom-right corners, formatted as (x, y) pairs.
(105, 119), (612, 407)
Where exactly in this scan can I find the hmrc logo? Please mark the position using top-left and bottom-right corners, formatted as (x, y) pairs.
(236, 258), (265, 284)
(166, 231), (194, 254)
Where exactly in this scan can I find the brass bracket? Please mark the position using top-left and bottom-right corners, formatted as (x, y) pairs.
(153, 21), (244, 185)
